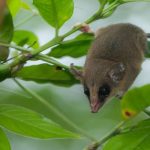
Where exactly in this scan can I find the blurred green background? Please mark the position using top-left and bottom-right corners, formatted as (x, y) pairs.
(1, 0), (150, 149)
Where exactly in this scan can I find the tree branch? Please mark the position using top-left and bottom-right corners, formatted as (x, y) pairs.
(0, 42), (70, 70)
(84, 121), (125, 150)
(0, 2), (108, 78)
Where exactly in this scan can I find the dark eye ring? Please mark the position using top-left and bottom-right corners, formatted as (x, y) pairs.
(99, 84), (110, 99)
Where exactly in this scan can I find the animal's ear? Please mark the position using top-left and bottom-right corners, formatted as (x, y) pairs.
(70, 63), (84, 80)
(108, 63), (126, 84)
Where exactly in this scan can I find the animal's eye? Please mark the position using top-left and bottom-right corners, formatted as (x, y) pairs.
(99, 84), (110, 99)
(84, 87), (90, 98)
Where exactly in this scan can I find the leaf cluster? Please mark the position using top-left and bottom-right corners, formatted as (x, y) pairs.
(0, 0), (150, 150)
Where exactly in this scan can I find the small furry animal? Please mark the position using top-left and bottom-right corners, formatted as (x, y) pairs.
(71, 23), (148, 113)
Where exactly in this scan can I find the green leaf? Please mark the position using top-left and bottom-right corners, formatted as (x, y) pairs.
(0, 10), (13, 42)
(98, 0), (105, 4)
(33, 0), (74, 29)
(0, 104), (80, 139)
(0, 8), (14, 61)
(15, 64), (79, 86)
(98, 0), (121, 5)
(103, 119), (150, 150)
(0, 127), (11, 150)
(122, 0), (150, 2)
(49, 33), (94, 58)
(21, 1), (31, 10)
(0, 86), (31, 98)
(13, 30), (39, 49)
(7, 0), (21, 16)
(121, 84), (150, 119)
(101, 1), (121, 18)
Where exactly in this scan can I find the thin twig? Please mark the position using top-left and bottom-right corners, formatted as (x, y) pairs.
(0, 42), (70, 70)
(0, 1), (108, 72)
(13, 78), (97, 141)
(15, 13), (38, 28)
(84, 121), (125, 150)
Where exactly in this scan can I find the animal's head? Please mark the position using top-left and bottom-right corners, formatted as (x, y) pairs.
(70, 61), (126, 113)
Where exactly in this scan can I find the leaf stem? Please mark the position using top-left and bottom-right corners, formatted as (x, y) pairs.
(61, 1), (107, 39)
(0, 42), (70, 70)
(36, 54), (70, 70)
(0, 42), (29, 52)
(30, 37), (62, 55)
(122, 0), (150, 2)
(55, 28), (59, 37)
(8, 37), (62, 68)
(0, 0), (108, 71)
(101, 1), (120, 17)
(0, 1), (108, 77)
(84, 121), (125, 150)
(13, 78), (97, 141)
(85, 0), (107, 24)
(15, 13), (38, 28)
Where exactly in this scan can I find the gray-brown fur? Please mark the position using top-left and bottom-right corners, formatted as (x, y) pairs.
(71, 23), (147, 113)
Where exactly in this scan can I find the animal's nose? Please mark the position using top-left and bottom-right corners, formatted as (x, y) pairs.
(90, 99), (101, 113)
